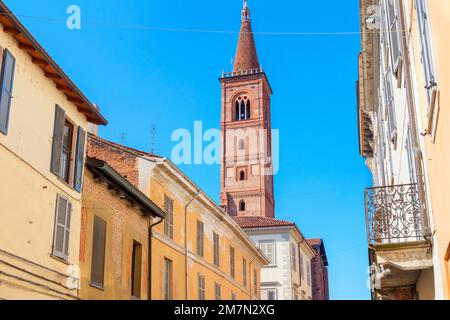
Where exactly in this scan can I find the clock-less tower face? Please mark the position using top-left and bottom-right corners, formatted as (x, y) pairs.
(219, 2), (275, 218)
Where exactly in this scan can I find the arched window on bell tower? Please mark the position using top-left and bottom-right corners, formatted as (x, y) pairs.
(235, 96), (251, 121)
(239, 200), (246, 212)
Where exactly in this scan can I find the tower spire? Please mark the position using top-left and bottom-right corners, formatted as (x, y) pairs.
(233, 0), (259, 72)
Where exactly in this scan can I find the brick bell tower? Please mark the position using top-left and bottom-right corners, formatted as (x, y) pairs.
(220, 0), (275, 218)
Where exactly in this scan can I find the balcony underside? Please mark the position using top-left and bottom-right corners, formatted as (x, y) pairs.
(370, 241), (432, 289)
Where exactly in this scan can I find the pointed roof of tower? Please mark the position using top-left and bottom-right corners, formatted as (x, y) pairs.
(233, 0), (260, 72)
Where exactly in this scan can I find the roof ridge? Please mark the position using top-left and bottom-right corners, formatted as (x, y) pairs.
(88, 133), (162, 158)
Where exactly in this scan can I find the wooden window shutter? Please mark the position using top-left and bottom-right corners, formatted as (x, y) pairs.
(91, 216), (106, 288)
(52, 195), (71, 260)
(51, 105), (66, 176)
(0, 49), (16, 134)
(74, 126), (86, 192)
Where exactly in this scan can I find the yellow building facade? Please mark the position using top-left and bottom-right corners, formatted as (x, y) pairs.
(0, 1), (106, 300)
(79, 158), (164, 300)
(87, 135), (269, 300)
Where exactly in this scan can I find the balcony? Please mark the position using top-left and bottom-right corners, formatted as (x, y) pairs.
(365, 184), (424, 245)
(364, 184), (433, 300)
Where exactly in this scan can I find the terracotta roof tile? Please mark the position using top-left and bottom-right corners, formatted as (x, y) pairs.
(233, 216), (295, 228)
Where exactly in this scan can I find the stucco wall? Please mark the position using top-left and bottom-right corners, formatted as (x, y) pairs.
(0, 23), (89, 300)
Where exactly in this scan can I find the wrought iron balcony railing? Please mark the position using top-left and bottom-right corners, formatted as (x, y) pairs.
(365, 184), (424, 245)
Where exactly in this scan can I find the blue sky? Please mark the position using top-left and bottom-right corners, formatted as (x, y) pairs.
(6, 0), (373, 299)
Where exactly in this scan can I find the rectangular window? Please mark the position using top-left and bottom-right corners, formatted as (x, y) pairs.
(197, 220), (204, 257)
(0, 49), (15, 134)
(415, 0), (437, 104)
(254, 269), (258, 294)
(131, 241), (142, 299)
(50, 105), (86, 191)
(198, 274), (205, 300)
(231, 292), (237, 300)
(52, 195), (72, 260)
(214, 282), (221, 300)
(384, 0), (401, 73)
(213, 232), (220, 267)
(60, 120), (74, 183)
(164, 258), (173, 300)
(164, 196), (174, 239)
(383, 70), (397, 143)
(262, 289), (277, 300)
(230, 246), (235, 278)
(307, 260), (311, 286)
(259, 241), (276, 266)
(291, 243), (297, 272)
(243, 258), (247, 288)
(300, 253), (304, 280)
(90, 216), (106, 288)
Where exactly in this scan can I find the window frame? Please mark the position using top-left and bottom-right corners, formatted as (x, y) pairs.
(243, 258), (247, 288)
(291, 243), (298, 272)
(198, 274), (206, 300)
(230, 246), (235, 278)
(383, 0), (402, 75)
(90, 215), (107, 289)
(131, 241), (143, 299)
(214, 282), (222, 300)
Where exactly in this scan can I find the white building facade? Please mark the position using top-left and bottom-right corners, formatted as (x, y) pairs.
(234, 217), (316, 300)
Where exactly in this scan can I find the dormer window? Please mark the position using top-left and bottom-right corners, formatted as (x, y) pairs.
(235, 96), (251, 121)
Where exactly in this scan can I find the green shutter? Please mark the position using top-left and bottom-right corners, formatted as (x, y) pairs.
(50, 105), (66, 176)
(74, 126), (86, 192)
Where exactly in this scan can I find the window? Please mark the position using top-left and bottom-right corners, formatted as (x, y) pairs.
(300, 253), (304, 280)
(262, 288), (277, 300)
(50, 105), (86, 191)
(230, 246), (235, 278)
(231, 292), (237, 300)
(259, 241), (276, 266)
(383, 70), (397, 144)
(235, 96), (251, 121)
(164, 195), (174, 239)
(415, 0), (437, 104)
(239, 139), (245, 150)
(239, 200), (246, 212)
(0, 49), (15, 134)
(198, 274), (205, 300)
(131, 241), (142, 299)
(384, 0), (401, 73)
(253, 269), (258, 294)
(215, 283), (221, 300)
(307, 260), (311, 286)
(52, 195), (72, 260)
(90, 216), (106, 288)
(60, 120), (74, 182)
(213, 232), (220, 267)
(291, 243), (298, 272)
(239, 170), (246, 181)
(243, 258), (247, 288)
(197, 220), (204, 257)
(164, 258), (173, 300)
(406, 127), (417, 183)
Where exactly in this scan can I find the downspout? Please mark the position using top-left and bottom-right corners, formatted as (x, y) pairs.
(148, 216), (163, 300)
(185, 190), (200, 300)
(398, 0), (431, 240)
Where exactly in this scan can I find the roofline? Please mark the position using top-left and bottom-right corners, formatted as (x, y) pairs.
(239, 224), (316, 256)
(307, 238), (329, 267)
(0, 1), (107, 125)
(85, 157), (165, 219)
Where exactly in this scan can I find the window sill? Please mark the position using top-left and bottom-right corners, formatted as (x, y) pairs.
(90, 282), (105, 291)
(50, 254), (70, 265)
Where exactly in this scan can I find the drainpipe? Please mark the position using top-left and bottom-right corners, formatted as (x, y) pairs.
(185, 190), (200, 300)
(398, 0), (431, 240)
(148, 217), (163, 300)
